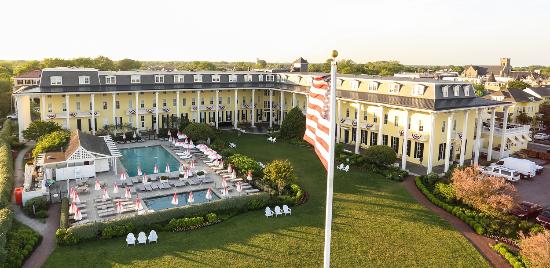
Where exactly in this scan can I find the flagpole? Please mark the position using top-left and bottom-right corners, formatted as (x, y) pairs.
(323, 50), (338, 268)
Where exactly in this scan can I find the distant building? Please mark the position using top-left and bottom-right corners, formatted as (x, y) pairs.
(524, 85), (550, 102)
(463, 58), (512, 79)
(291, 57), (308, 72)
(13, 70), (41, 88)
(485, 88), (542, 123)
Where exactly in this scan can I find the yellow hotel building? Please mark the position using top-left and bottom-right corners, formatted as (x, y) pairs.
(14, 67), (530, 175)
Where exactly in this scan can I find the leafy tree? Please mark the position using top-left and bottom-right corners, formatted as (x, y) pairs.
(117, 59), (142, 71)
(179, 116), (190, 131)
(22, 121), (62, 141)
(280, 107), (306, 140)
(263, 159), (296, 194)
(42, 58), (69, 68)
(520, 230), (550, 268)
(14, 61), (42, 75)
(93, 56), (115, 70)
(362, 145), (396, 168)
(516, 112), (531, 125)
(473, 83), (486, 96)
(507, 80), (531, 89)
(228, 154), (262, 177)
(255, 59), (267, 69)
(451, 167), (518, 217)
(183, 123), (215, 142)
(32, 130), (71, 158)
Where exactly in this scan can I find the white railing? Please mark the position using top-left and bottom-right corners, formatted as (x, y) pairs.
(46, 111), (100, 119)
(482, 124), (530, 136)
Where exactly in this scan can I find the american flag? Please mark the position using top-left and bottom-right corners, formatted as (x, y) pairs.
(304, 75), (332, 169)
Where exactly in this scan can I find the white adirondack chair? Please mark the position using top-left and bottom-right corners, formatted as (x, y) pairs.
(137, 232), (147, 244)
(274, 206), (283, 217)
(267, 137), (273, 142)
(272, 138), (277, 143)
(338, 163), (344, 170)
(265, 207), (274, 217)
(343, 165), (350, 172)
(283, 205), (292, 215)
(148, 230), (158, 243)
(126, 233), (136, 246)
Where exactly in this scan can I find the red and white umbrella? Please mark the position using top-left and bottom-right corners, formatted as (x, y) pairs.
(72, 191), (81, 204)
(69, 201), (77, 214)
(190, 160), (195, 169)
(187, 191), (194, 203)
(222, 177), (228, 188)
(222, 187), (229, 197)
(135, 198), (143, 211)
(120, 172), (127, 181)
(231, 170), (236, 179)
(94, 179), (101, 191)
(142, 173), (148, 184)
(69, 188), (75, 199)
(165, 163), (171, 173)
(74, 208), (82, 221)
(183, 168), (189, 179)
(246, 170), (253, 181)
(236, 182), (243, 193)
(116, 201), (123, 214)
(227, 164), (233, 173)
(124, 187), (132, 199)
(102, 188), (110, 200)
(137, 166), (143, 176)
(206, 188), (213, 201)
(113, 184), (119, 194)
(179, 164), (185, 173)
(153, 164), (159, 174)
(218, 160), (224, 169)
(171, 193), (178, 206)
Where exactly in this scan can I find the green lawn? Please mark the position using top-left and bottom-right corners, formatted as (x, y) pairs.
(45, 134), (488, 267)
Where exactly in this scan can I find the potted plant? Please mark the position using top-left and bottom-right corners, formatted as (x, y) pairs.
(196, 170), (206, 179)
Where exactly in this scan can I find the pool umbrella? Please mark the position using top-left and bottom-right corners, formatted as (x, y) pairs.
(133, 131), (137, 139)
(153, 164), (159, 174)
(190, 140), (194, 146)
(206, 188), (212, 201)
(179, 164), (185, 173)
(120, 172), (127, 181)
(116, 201), (122, 214)
(236, 182), (243, 193)
(69, 188), (75, 199)
(227, 164), (233, 173)
(74, 208), (82, 221)
(165, 163), (171, 173)
(168, 130), (172, 137)
(122, 132), (126, 140)
(222, 177), (228, 188)
(218, 160), (224, 169)
(135, 198), (143, 211)
(142, 173), (148, 184)
(69, 201), (77, 214)
(72, 191), (81, 204)
(190, 160), (195, 169)
(247, 170), (253, 181)
(222, 187), (229, 197)
(124, 187), (132, 199)
(137, 166), (143, 176)
(188, 191), (194, 203)
(183, 168), (189, 179)
(102, 188), (110, 200)
(113, 184), (119, 194)
(171, 193), (178, 206)
(94, 179), (101, 191)
(231, 170), (236, 179)
(168, 136), (173, 143)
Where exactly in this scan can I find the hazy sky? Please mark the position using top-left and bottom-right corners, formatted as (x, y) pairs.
(1, 0), (549, 66)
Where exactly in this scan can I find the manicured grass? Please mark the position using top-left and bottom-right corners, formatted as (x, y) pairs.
(45, 134), (489, 267)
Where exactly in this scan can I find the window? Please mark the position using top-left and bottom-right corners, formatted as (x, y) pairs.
(115, 101), (120, 109)
(76, 102), (81, 111)
(418, 120), (424, 131)
(383, 114), (388, 124)
(162, 99), (167, 107)
(172, 99), (177, 107)
(373, 115), (377, 123)
(174, 75), (185, 83)
(442, 86), (449, 97)
(102, 101), (107, 110)
(389, 83), (401, 93)
(441, 120), (446, 132)
(229, 74), (238, 82)
(182, 98), (187, 106)
(47, 103), (52, 113)
(382, 134), (389, 146)
(266, 75), (275, 82)
(194, 75), (203, 82)
(370, 132), (378, 145)
(105, 75), (116, 84)
(62, 102), (67, 112)
(394, 116), (399, 127)
(363, 111), (368, 121)
(131, 75), (141, 83)
(153, 100), (156, 108)
(50, 76), (62, 85)
(154, 75), (165, 83)
(212, 75), (221, 83)
(346, 108), (350, 118)
(89, 102), (92, 110)
(361, 130), (367, 144)
(464, 85), (471, 96)
(78, 76), (90, 85)
(414, 142), (424, 159)
(407, 140), (412, 156)
(141, 116), (145, 128)
(140, 100), (145, 108)
(244, 74), (253, 82)
(192, 98), (196, 106)
(453, 85), (460, 96)
(218, 97), (222, 105)
(210, 97), (214, 105)
(227, 97), (231, 104)
(351, 80), (359, 90)
(201, 97), (204, 105)
(258, 75), (263, 82)
(438, 143), (446, 160)
(368, 82), (378, 91)
(453, 120), (456, 131)
(391, 137), (399, 153)
(128, 100), (133, 109)
(413, 85), (426, 96)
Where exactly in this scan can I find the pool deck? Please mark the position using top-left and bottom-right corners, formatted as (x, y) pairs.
(62, 140), (257, 226)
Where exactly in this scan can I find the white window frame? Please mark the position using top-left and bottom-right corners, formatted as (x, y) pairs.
(244, 74), (253, 82)
(131, 75), (141, 83)
(105, 75), (116, 85)
(442, 86), (449, 97)
(413, 85), (426, 96)
(174, 75), (185, 83)
(50, 76), (62, 85)
(464, 85), (471, 96)
(194, 75), (203, 82)
(351, 80), (360, 90)
(389, 83), (401, 93)
(154, 75), (165, 83)
(266, 75), (275, 82)
(78, 76), (90, 85)
(258, 75), (264, 82)
(453, 85), (460, 96)
(229, 74), (238, 82)
(368, 81), (379, 91)
(211, 75), (221, 83)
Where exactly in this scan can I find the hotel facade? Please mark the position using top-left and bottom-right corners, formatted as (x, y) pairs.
(14, 66), (530, 174)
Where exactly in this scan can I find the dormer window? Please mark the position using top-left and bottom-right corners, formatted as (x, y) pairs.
(281, 75), (288, 82)
(212, 75), (221, 83)
(464, 85), (471, 96)
(413, 84), (426, 96)
(174, 75), (185, 83)
(351, 80), (360, 90)
(368, 81), (379, 91)
(442, 86), (449, 97)
(154, 75), (165, 83)
(194, 75), (203, 82)
(131, 75), (141, 83)
(78, 76), (90, 85)
(229, 74), (238, 82)
(105, 75), (116, 85)
(453, 85), (460, 96)
(389, 83), (401, 93)
(50, 76), (63, 85)
(266, 75), (275, 82)
(258, 75), (264, 82)
(244, 74), (253, 82)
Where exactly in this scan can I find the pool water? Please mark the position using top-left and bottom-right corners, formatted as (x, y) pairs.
(120, 146), (180, 177)
(143, 189), (220, 211)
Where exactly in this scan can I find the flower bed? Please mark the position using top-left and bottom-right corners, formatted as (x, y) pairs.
(492, 243), (527, 268)
(3, 220), (42, 268)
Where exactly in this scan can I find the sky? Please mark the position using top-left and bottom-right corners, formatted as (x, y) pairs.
(1, 0), (549, 66)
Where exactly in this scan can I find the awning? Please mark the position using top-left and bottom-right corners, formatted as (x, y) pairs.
(523, 134), (532, 142)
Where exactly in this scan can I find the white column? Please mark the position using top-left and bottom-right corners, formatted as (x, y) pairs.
(16, 96), (32, 141)
(459, 110), (470, 166)
(377, 107), (383, 145)
(251, 89), (255, 127)
(354, 103), (362, 154)
(500, 106), (510, 158)
(280, 90), (284, 124)
(487, 108), (496, 160)
(215, 90), (219, 128)
(113, 157), (117, 175)
(269, 89), (273, 128)
(176, 91), (180, 119)
(65, 94), (70, 129)
(427, 113), (436, 174)
(111, 93), (116, 127)
(292, 92), (296, 108)
(91, 94), (96, 135)
(336, 100), (341, 143)
(401, 110), (409, 170)
(40, 95), (46, 120)
(444, 112), (455, 172)
(474, 108), (483, 166)
(234, 89), (238, 129)
(196, 91), (201, 123)
(155, 92), (159, 133)
(135, 92), (139, 130)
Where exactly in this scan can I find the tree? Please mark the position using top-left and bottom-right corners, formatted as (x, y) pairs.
(473, 83), (486, 96)
(280, 107), (306, 140)
(255, 59), (267, 69)
(22, 121), (62, 141)
(539, 102), (550, 132)
(14, 61), (42, 76)
(520, 230), (550, 268)
(179, 117), (190, 131)
(117, 59), (142, 71)
(451, 167), (518, 217)
(93, 56), (115, 70)
(362, 145), (397, 168)
(507, 80), (531, 89)
(516, 112), (531, 125)
(183, 123), (215, 142)
(263, 159), (296, 194)
(32, 130), (71, 158)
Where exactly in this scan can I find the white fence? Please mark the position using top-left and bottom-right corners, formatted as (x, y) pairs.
(55, 165), (96, 181)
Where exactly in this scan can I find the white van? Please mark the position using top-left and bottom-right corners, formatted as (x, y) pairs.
(480, 165), (521, 182)
(495, 157), (541, 178)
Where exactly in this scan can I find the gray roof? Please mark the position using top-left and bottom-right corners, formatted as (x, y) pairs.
(528, 86), (550, 97)
(468, 65), (504, 76)
(507, 88), (542, 102)
(78, 131), (112, 156)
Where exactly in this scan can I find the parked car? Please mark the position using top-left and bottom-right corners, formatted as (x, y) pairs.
(480, 165), (521, 182)
(6, 113), (17, 120)
(536, 209), (550, 228)
(510, 201), (543, 219)
(495, 157), (539, 178)
(534, 133), (550, 140)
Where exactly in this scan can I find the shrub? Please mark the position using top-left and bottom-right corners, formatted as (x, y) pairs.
(362, 145), (396, 168)
(0, 140), (14, 209)
(3, 221), (41, 268)
(279, 107), (306, 140)
(183, 123), (215, 142)
(32, 130), (71, 158)
(167, 216), (205, 232)
(433, 182), (456, 203)
(263, 160), (296, 194)
(60, 198), (69, 229)
(228, 154), (262, 177)
(0, 208), (15, 264)
(22, 196), (49, 218)
(22, 120), (62, 141)
(493, 243), (527, 268)
(206, 213), (218, 223)
(101, 223), (135, 239)
(383, 166), (408, 182)
(519, 230), (550, 268)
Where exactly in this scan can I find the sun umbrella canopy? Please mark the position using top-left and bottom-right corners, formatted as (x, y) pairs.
(206, 188), (212, 200)
(165, 163), (171, 173)
(102, 188), (110, 200)
(124, 187), (132, 199)
(120, 172), (127, 181)
(188, 191), (194, 203)
(94, 180), (101, 191)
(135, 198), (143, 211)
(74, 208), (82, 221)
(171, 193), (178, 206)
(153, 164), (159, 174)
(113, 184), (119, 194)
(116, 201), (122, 214)
(69, 201), (77, 214)
(72, 192), (80, 204)
(137, 167), (143, 176)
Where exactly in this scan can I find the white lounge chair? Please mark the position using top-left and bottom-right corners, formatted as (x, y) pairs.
(338, 163), (344, 170)
(283, 205), (292, 215)
(126, 233), (136, 246)
(137, 232), (147, 244)
(265, 207), (274, 217)
(343, 165), (349, 172)
(274, 206), (283, 217)
(272, 138), (277, 143)
(267, 137), (273, 142)
(148, 230), (158, 243)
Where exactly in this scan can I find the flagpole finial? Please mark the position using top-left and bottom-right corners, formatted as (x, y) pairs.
(331, 50), (338, 59)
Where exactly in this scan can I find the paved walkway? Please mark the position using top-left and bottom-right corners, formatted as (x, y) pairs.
(402, 176), (510, 268)
(13, 143), (33, 188)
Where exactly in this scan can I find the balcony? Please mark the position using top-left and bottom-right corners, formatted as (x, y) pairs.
(46, 111), (100, 119)
(482, 123), (530, 136)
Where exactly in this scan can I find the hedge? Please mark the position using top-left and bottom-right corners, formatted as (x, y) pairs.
(0, 140), (14, 208)
(3, 220), (42, 268)
(0, 208), (15, 264)
(492, 243), (527, 268)
(57, 193), (271, 245)
(60, 198), (69, 229)
(415, 177), (486, 235)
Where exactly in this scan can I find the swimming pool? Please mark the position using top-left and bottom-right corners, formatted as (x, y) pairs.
(143, 189), (220, 211)
(120, 146), (180, 177)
